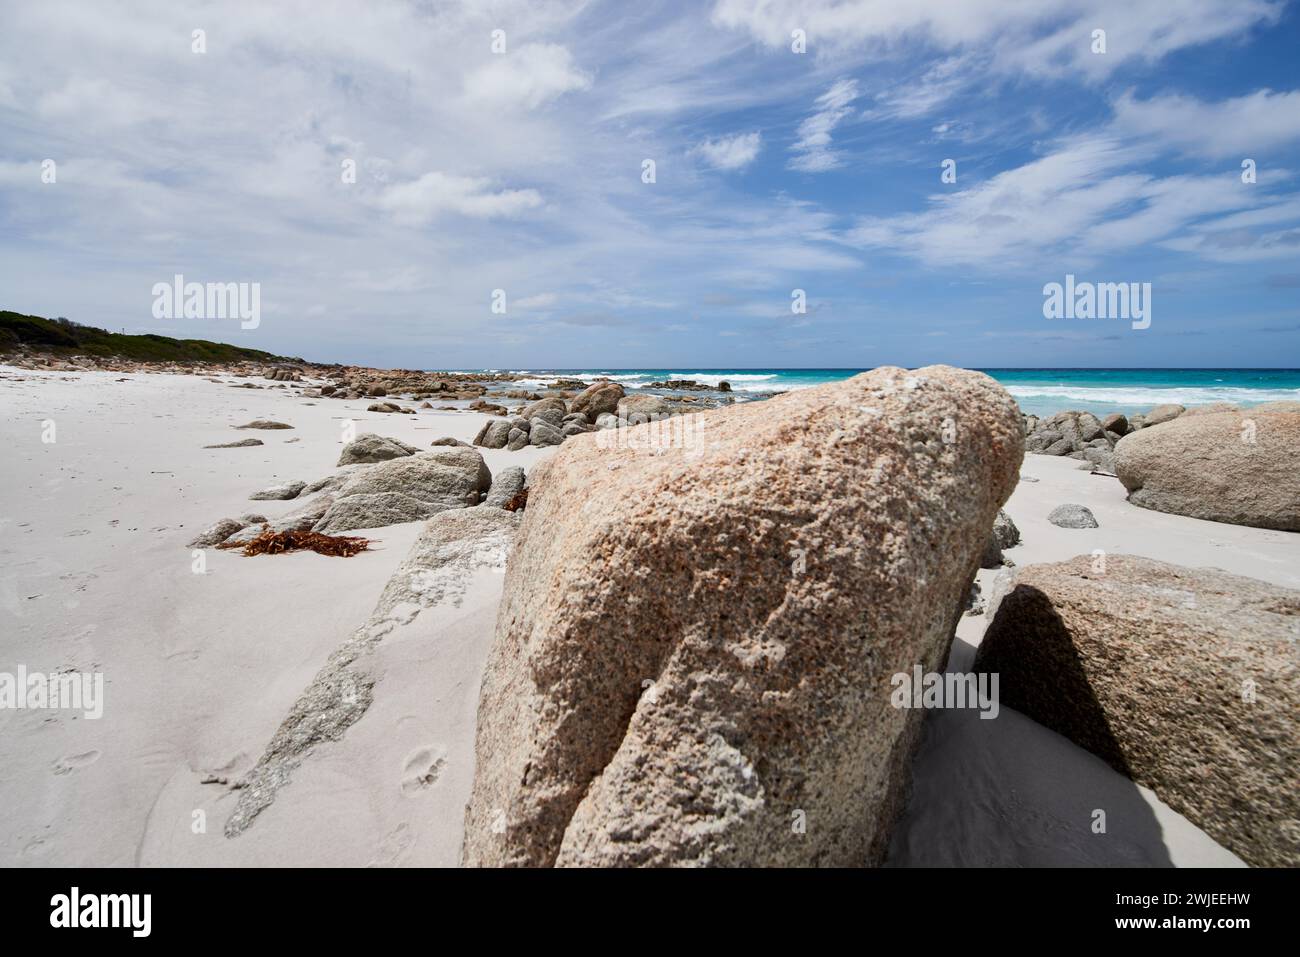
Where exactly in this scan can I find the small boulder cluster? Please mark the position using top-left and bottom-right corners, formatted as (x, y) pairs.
(1025, 400), (1299, 530)
(1022, 405), (1184, 473)
(471, 381), (694, 450)
(312, 368), (515, 402)
(189, 433), (528, 550)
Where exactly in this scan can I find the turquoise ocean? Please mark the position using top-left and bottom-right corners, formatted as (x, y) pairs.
(484, 368), (1300, 418)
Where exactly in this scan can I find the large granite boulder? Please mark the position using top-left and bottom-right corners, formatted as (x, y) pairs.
(570, 382), (625, 420)
(974, 556), (1300, 867)
(519, 397), (569, 421)
(1114, 407), (1300, 530)
(1143, 403), (1185, 427)
(311, 492), (444, 533)
(615, 394), (678, 422)
(337, 434), (419, 466)
(462, 366), (1024, 867)
(313, 448), (492, 533)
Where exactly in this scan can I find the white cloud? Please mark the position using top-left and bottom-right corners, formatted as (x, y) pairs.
(1112, 89), (1300, 159)
(1, 0), (1294, 367)
(712, 0), (1281, 80)
(871, 56), (972, 119)
(514, 292), (559, 309)
(693, 131), (763, 170)
(463, 42), (592, 109)
(37, 76), (164, 128)
(789, 79), (858, 172)
(344, 266), (437, 294)
(842, 136), (1295, 267)
(1163, 195), (1300, 262)
(374, 172), (543, 226)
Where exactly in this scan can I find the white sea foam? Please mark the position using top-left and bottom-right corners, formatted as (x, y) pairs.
(1004, 385), (1300, 406)
(668, 372), (779, 383)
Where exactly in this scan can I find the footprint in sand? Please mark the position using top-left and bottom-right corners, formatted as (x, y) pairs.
(400, 746), (446, 795)
(53, 750), (100, 775)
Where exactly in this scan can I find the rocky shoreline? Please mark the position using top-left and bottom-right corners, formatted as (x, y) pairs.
(1024, 401), (1300, 530)
(3, 356), (1296, 868)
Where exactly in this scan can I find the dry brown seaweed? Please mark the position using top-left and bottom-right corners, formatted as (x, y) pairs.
(217, 525), (371, 557)
(503, 489), (528, 512)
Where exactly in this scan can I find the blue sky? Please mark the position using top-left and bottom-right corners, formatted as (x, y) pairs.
(1, 0), (1298, 369)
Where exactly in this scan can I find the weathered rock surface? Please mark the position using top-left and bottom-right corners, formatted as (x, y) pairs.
(337, 433), (418, 466)
(570, 382), (625, 420)
(519, 397), (568, 420)
(312, 492), (443, 532)
(301, 472), (351, 496)
(367, 401), (409, 414)
(188, 517), (246, 548)
(992, 508), (1020, 549)
(473, 419), (512, 449)
(484, 466), (526, 508)
(528, 420), (564, 447)
(462, 366), (1024, 867)
(531, 408), (566, 429)
(204, 438), (263, 449)
(1114, 408), (1300, 530)
(1082, 446), (1117, 474)
(236, 420), (294, 430)
(1143, 403), (1185, 427)
(1253, 400), (1300, 415)
(314, 448), (492, 533)
(1047, 504), (1098, 528)
(222, 495), (336, 544)
(1184, 402), (1238, 418)
(249, 480), (306, 501)
(1101, 413), (1128, 435)
(980, 508), (1021, 567)
(974, 555), (1300, 867)
(615, 394), (677, 422)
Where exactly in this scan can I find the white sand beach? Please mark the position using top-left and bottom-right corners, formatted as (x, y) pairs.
(3, 367), (1295, 867)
